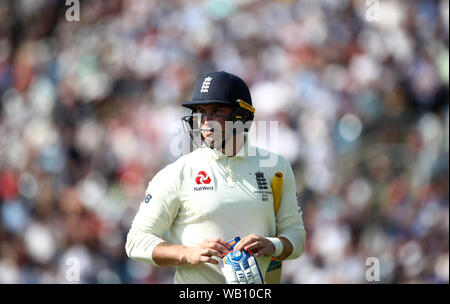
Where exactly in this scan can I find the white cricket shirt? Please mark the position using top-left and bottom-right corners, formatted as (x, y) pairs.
(126, 133), (306, 283)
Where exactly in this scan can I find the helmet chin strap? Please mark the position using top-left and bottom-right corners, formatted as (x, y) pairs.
(218, 128), (237, 151)
(212, 105), (250, 151)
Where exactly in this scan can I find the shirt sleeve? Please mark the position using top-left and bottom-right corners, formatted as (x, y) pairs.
(275, 157), (306, 260)
(125, 161), (183, 266)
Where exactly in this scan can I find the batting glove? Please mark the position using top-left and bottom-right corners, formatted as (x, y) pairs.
(219, 237), (264, 284)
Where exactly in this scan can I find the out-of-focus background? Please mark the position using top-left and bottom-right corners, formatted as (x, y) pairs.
(0, 0), (448, 284)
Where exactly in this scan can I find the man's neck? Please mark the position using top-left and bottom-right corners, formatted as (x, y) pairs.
(221, 133), (245, 157)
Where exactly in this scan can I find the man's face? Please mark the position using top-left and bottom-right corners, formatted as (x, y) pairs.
(194, 104), (234, 147)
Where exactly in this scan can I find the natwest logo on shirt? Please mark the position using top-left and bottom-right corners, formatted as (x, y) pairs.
(195, 171), (211, 185)
(194, 171), (214, 191)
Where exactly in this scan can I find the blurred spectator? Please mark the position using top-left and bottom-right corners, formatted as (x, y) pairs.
(0, 0), (448, 283)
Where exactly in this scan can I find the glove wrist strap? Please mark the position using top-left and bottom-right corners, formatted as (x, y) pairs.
(267, 237), (283, 257)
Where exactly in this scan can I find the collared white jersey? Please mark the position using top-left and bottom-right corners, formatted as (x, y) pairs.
(126, 134), (306, 284)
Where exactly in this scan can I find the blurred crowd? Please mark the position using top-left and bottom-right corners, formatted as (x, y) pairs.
(0, 0), (448, 284)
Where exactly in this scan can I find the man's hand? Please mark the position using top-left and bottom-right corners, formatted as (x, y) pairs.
(185, 238), (231, 265)
(234, 234), (275, 257)
(235, 234), (294, 260)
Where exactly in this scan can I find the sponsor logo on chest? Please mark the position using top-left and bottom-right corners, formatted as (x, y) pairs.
(194, 171), (215, 191)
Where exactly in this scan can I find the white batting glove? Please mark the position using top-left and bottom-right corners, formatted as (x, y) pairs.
(219, 237), (264, 284)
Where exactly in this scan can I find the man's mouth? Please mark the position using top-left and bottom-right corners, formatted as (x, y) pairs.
(201, 128), (214, 137)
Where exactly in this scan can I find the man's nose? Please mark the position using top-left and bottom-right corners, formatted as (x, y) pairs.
(201, 114), (215, 123)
